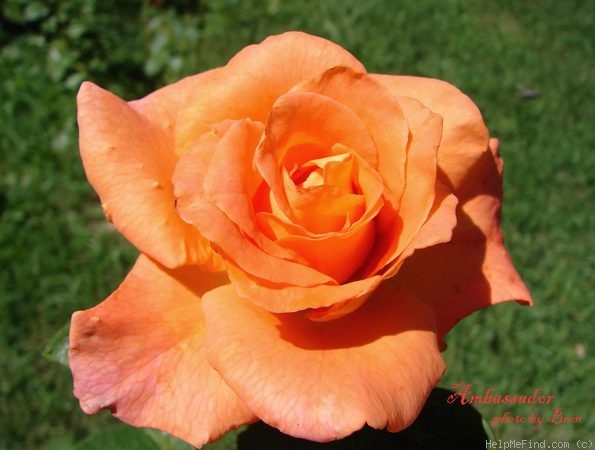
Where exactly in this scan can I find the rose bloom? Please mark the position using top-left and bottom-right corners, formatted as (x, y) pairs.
(69, 32), (532, 446)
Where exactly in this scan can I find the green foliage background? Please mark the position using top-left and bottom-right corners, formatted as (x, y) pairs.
(0, 0), (593, 448)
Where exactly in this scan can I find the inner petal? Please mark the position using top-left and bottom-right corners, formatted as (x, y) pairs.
(283, 168), (365, 234)
(296, 152), (353, 192)
(255, 91), (377, 221)
(254, 152), (385, 282)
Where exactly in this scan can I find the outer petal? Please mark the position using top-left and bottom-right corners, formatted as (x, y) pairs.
(177, 32), (366, 154)
(202, 284), (445, 442)
(392, 139), (533, 338)
(69, 255), (255, 448)
(130, 67), (223, 132)
(371, 74), (489, 195)
(78, 82), (221, 270)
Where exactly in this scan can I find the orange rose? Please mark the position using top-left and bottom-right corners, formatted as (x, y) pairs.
(69, 32), (532, 446)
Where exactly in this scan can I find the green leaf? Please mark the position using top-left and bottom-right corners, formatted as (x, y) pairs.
(23, 1), (49, 22)
(144, 425), (245, 449)
(204, 427), (244, 450)
(144, 429), (196, 450)
(75, 425), (160, 450)
(482, 417), (497, 442)
(42, 322), (70, 367)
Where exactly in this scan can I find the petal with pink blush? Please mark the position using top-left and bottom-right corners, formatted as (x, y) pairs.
(392, 140), (533, 338)
(383, 183), (459, 279)
(69, 255), (255, 448)
(202, 284), (445, 442)
(77, 82), (220, 270)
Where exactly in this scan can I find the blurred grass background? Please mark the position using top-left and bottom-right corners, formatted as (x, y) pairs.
(0, 0), (593, 448)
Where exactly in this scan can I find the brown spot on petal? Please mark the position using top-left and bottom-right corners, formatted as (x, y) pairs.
(83, 329), (95, 339)
(82, 316), (100, 337)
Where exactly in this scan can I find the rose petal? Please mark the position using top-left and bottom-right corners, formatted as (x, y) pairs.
(202, 284), (445, 441)
(255, 91), (377, 222)
(272, 219), (375, 283)
(226, 262), (383, 313)
(199, 119), (301, 261)
(78, 82), (221, 270)
(129, 67), (223, 132)
(392, 140), (533, 337)
(297, 67), (409, 204)
(69, 255), (254, 447)
(359, 95), (443, 276)
(174, 120), (334, 287)
(176, 32), (366, 154)
(180, 199), (333, 286)
(383, 182), (459, 278)
(269, 152), (384, 282)
(314, 183), (458, 322)
(281, 169), (366, 234)
(371, 74), (489, 195)
(305, 185), (457, 324)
